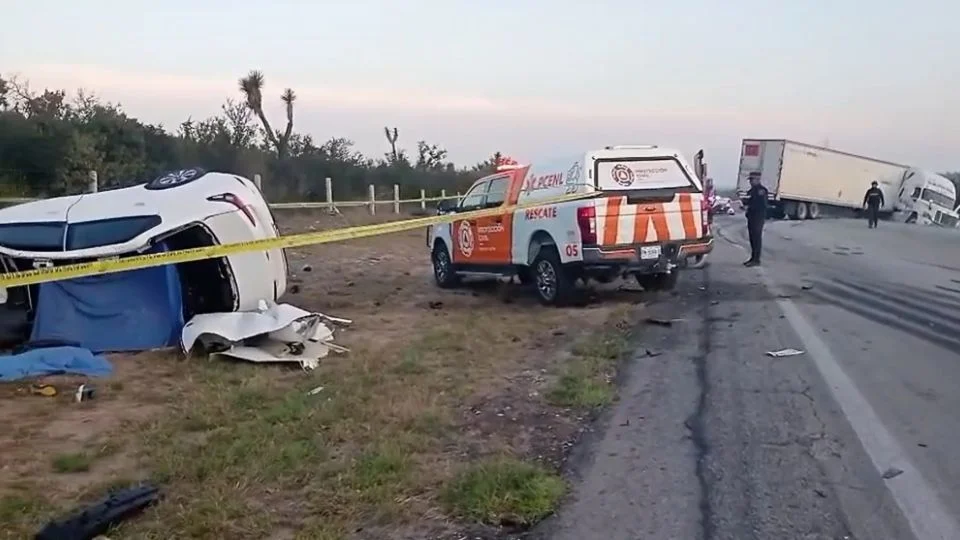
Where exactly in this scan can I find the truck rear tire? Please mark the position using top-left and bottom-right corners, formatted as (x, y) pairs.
(808, 202), (821, 219)
(796, 201), (809, 220)
(636, 272), (679, 292)
(431, 244), (459, 289)
(531, 246), (575, 306)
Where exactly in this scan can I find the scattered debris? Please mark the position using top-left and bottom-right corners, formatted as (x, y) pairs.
(801, 284), (814, 290)
(428, 301), (444, 310)
(814, 488), (826, 498)
(301, 264), (313, 272)
(180, 302), (350, 370)
(710, 300), (720, 305)
(30, 384), (58, 397)
(75, 384), (96, 402)
(644, 349), (663, 357)
(289, 284), (301, 294)
(882, 467), (904, 480)
(35, 483), (161, 540)
(777, 294), (793, 299)
(766, 348), (805, 358)
(619, 419), (630, 427)
(918, 443), (928, 448)
(307, 385), (325, 396)
(645, 317), (684, 327)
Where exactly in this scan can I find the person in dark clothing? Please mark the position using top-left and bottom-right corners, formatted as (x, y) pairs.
(744, 174), (769, 267)
(862, 181), (885, 228)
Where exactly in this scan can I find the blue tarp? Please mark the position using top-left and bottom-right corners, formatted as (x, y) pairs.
(30, 244), (185, 353)
(0, 346), (112, 381)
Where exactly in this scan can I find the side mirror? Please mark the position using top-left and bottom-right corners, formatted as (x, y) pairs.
(436, 199), (459, 214)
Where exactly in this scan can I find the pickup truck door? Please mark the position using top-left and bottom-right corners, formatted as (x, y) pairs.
(470, 175), (513, 265)
(452, 176), (514, 265)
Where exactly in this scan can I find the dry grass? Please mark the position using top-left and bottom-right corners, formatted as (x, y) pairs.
(0, 207), (643, 539)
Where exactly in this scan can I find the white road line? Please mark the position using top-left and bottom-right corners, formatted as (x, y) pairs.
(716, 225), (959, 539)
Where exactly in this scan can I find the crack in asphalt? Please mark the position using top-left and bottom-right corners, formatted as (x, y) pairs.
(684, 264), (715, 540)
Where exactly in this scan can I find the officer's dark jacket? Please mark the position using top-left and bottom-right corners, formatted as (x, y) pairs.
(863, 187), (885, 208)
(746, 184), (769, 219)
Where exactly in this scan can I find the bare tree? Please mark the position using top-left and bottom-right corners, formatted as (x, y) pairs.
(239, 70), (296, 158)
(384, 126), (401, 164)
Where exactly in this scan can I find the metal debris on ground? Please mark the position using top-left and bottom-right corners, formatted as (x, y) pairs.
(306, 385), (325, 395)
(180, 301), (351, 370)
(766, 348), (805, 358)
(75, 384), (96, 402)
(645, 317), (684, 327)
(801, 284), (814, 290)
(882, 467), (904, 480)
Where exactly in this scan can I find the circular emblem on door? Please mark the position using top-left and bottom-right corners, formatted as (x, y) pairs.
(611, 164), (635, 187)
(458, 221), (475, 258)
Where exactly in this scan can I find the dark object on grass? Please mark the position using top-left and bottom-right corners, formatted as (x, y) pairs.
(35, 483), (161, 540)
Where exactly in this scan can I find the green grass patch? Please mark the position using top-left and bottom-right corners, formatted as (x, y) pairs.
(441, 458), (566, 526)
(51, 451), (93, 473)
(547, 322), (630, 408)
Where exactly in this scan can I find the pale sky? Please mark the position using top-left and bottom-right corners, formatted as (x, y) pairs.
(2, 0), (958, 187)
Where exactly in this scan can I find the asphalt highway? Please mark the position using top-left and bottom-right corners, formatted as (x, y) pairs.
(534, 215), (960, 540)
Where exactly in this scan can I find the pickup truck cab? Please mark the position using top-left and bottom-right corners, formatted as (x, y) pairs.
(427, 145), (714, 305)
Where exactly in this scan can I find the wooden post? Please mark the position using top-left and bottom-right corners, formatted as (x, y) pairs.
(368, 184), (376, 215)
(393, 184), (400, 214)
(325, 177), (334, 213)
(420, 189), (426, 210)
(88, 170), (99, 193)
(253, 173), (262, 190)
(441, 189), (447, 199)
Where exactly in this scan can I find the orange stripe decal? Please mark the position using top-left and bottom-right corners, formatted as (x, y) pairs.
(602, 197), (623, 245)
(678, 193), (698, 239)
(633, 203), (670, 242)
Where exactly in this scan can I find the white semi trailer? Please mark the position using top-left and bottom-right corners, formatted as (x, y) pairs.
(736, 139), (909, 220)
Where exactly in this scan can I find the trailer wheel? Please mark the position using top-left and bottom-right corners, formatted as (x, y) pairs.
(796, 202), (809, 220)
(807, 202), (821, 219)
(784, 201), (797, 220)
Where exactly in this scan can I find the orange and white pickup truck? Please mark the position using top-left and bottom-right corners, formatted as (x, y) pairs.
(427, 145), (714, 305)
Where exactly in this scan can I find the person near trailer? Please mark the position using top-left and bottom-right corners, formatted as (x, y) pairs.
(862, 181), (885, 229)
(744, 173), (768, 267)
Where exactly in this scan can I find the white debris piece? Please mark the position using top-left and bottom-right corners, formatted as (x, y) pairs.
(766, 348), (805, 358)
(180, 302), (350, 370)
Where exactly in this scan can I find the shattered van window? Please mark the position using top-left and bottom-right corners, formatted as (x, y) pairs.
(0, 222), (66, 251)
(66, 215), (162, 250)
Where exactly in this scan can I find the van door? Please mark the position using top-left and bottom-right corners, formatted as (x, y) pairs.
(592, 156), (705, 249)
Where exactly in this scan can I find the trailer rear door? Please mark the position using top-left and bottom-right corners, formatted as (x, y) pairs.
(737, 140), (784, 198)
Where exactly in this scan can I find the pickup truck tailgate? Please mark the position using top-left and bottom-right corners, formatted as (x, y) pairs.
(594, 192), (704, 246)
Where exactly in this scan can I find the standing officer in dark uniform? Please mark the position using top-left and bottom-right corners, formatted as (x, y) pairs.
(744, 173), (768, 267)
(862, 181), (885, 229)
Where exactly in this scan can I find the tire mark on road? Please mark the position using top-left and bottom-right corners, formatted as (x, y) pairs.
(686, 262), (715, 540)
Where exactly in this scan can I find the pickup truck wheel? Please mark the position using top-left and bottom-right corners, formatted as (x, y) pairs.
(432, 245), (459, 288)
(635, 272), (679, 292)
(532, 247), (574, 306)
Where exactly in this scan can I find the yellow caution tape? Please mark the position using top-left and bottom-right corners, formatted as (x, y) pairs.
(0, 191), (598, 288)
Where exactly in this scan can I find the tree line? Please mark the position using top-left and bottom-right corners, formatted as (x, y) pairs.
(0, 70), (503, 201)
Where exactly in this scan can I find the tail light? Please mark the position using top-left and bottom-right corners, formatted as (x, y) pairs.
(208, 193), (257, 226)
(577, 206), (597, 244)
(700, 197), (710, 235)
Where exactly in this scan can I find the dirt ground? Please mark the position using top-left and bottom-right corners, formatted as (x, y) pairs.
(0, 205), (646, 539)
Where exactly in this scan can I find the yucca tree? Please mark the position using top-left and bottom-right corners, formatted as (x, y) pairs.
(239, 70), (296, 158)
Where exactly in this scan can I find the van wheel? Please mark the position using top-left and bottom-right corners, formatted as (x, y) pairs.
(432, 244), (459, 288)
(532, 246), (574, 306)
(636, 272), (679, 291)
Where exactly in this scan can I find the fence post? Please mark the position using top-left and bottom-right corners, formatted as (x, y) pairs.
(325, 177), (334, 213)
(368, 184), (376, 215)
(420, 189), (426, 210)
(253, 173), (262, 190)
(456, 191), (461, 200)
(88, 170), (99, 193)
(441, 189), (446, 199)
(393, 184), (400, 214)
